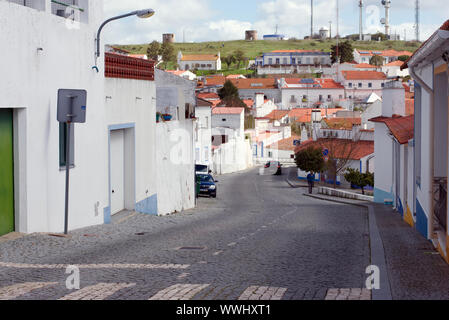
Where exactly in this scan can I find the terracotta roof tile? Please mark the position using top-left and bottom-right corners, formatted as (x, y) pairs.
(265, 110), (289, 121)
(355, 63), (377, 69)
(197, 92), (220, 100)
(405, 99), (414, 116)
(325, 118), (362, 129)
(342, 71), (387, 80)
(266, 135), (301, 151)
(181, 54), (219, 61)
(230, 78), (277, 89)
(369, 115), (414, 144)
(294, 139), (374, 160)
(212, 107), (244, 115)
(284, 78), (345, 89)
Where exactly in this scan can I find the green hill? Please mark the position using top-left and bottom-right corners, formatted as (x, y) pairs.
(119, 39), (420, 61)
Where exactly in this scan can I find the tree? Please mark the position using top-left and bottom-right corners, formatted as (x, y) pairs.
(222, 54), (236, 70)
(146, 41), (160, 61)
(234, 50), (246, 69)
(398, 55), (410, 62)
(369, 55), (384, 66)
(295, 147), (326, 174)
(344, 168), (374, 195)
(218, 80), (239, 100)
(160, 42), (176, 68)
(331, 41), (354, 64)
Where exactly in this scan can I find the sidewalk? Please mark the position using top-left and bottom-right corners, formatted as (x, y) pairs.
(303, 193), (449, 300)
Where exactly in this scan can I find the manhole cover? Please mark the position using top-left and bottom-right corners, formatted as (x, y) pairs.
(178, 247), (206, 251)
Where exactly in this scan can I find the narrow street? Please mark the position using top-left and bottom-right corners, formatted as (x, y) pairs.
(0, 168), (373, 300)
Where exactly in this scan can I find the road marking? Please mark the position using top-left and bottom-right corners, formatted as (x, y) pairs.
(59, 283), (135, 300)
(0, 262), (189, 270)
(227, 242), (237, 247)
(238, 286), (287, 300)
(325, 288), (371, 301)
(213, 251), (223, 256)
(149, 284), (209, 300)
(0, 282), (58, 300)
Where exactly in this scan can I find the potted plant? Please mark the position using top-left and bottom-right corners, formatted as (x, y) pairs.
(156, 112), (162, 123)
(162, 114), (173, 121)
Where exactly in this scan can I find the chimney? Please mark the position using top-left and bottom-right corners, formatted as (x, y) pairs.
(382, 80), (406, 117)
(255, 93), (265, 108)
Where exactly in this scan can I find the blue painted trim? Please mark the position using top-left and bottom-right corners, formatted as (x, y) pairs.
(416, 199), (428, 239)
(136, 194), (158, 215)
(374, 187), (395, 204)
(107, 123), (136, 220)
(396, 196), (404, 217)
(104, 207), (111, 224)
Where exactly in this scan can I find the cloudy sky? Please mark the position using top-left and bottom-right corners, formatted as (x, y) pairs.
(103, 0), (447, 45)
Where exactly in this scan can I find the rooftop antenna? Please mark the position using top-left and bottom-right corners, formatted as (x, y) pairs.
(415, 0), (420, 41)
(359, 0), (363, 41)
(311, 0), (314, 39)
(381, 0), (391, 38)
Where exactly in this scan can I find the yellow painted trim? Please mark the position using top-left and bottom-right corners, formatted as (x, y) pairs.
(434, 63), (448, 75)
(404, 205), (414, 228)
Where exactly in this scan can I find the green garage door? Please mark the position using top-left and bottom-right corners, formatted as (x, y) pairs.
(0, 109), (14, 236)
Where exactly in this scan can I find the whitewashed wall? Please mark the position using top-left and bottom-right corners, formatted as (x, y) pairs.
(0, 0), (107, 233)
(195, 106), (212, 166)
(105, 78), (158, 216)
(212, 139), (253, 175)
(156, 120), (195, 215)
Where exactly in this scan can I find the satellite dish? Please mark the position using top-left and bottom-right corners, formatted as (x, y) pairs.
(380, 18), (386, 25)
(381, 0), (386, 5)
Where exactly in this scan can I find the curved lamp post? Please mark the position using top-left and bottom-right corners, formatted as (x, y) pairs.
(94, 9), (155, 69)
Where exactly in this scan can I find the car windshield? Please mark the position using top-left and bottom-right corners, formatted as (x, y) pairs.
(198, 175), (214, 183)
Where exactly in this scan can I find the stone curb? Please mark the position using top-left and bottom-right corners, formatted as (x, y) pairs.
(303, 193), (393, 301)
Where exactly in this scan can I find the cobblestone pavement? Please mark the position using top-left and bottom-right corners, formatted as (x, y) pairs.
(0, 168), (371, 300)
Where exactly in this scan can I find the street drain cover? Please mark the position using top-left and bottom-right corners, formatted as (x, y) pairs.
(178, 247), (206, 251)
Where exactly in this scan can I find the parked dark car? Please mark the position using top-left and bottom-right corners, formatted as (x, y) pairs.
(196, 174), (217, 198)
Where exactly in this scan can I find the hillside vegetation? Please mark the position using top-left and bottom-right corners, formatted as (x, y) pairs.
(118, 39), (420, 61)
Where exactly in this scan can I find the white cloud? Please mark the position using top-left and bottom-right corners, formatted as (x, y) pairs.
(102, 0), (446, 44)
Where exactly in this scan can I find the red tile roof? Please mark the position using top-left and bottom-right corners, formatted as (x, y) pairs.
(266, 135), (301, 151)
(284, 78), (345, 89)
(181, 54), (219, 61)
(204, 75), (226, 86)
(384, 60), (404, 67)
(342, 71), (387, 80)
(369, 115), (414, 144)
(265, 110), (290, 121)
(230, 78), (277, 89)
(294, 139), (374, 160)
(197, 92), (220, 100)
(242, 99), (254, 108)
(325, 118), (362, 129)
(355, 63), (377, 69)
(212, 107), (244, 115)
(288, 108), (342, 119)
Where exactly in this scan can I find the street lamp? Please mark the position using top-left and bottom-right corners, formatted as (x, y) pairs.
(94, 9), (155, 68)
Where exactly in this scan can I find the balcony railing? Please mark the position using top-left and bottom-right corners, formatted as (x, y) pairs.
(105, 53), (155, 81)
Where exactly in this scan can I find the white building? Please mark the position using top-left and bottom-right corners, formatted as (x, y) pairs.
(402, 20), (449, 262)
(253, 93), (278, 118)
(211, 107), (253, 174)
(280, 78), (345, 109)
(195, 98), (213, 167)
(0, 0), (107, 235)
(260, 50), (332, 67)
(105, 54), (158, 219)
(353, 49), (413, 65)
(370, 81), (413, 217)
(177, 51), (221, 71)
(341, 70), (387, 101)
(166, 69), (198, 81)
(381, 61), (410, 78)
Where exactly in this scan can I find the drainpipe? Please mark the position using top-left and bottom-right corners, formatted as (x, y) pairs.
(409, 66), (435, 240)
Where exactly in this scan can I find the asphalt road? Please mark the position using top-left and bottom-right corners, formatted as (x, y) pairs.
(0, 168), (371, 300)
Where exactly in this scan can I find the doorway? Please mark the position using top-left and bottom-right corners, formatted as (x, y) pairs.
(0, 109), (14, 236)
(109, 125), (135, 216)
